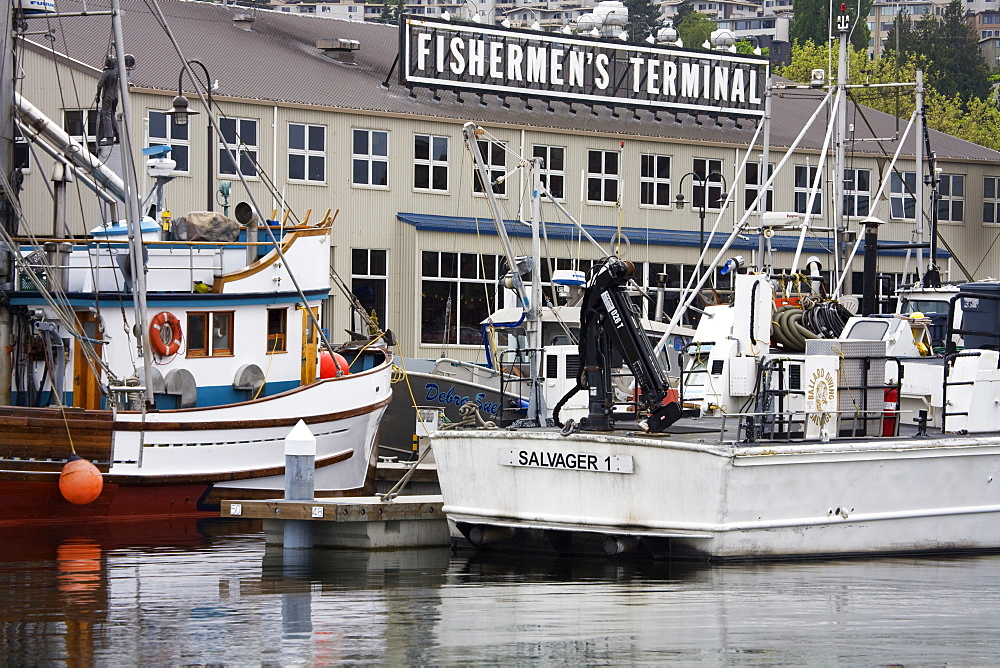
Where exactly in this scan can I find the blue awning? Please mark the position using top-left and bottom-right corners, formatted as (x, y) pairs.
(397, 212), (946, 258)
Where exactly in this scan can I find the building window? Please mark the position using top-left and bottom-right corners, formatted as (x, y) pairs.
(186, 312), (234, 357)
(983, 176), (1000, 224)
(640, 153), (671, 207)
(288, 123), (325, 183)
(351, 249), (388, 334)
(147, 110), (189, 173)
(219, 117), (258, 177)
(937, 173), (964, 223)
(473, 140), (506, 196)
(587, 149), (619, 204)
(794, 165), (822, 214)
(14, 125), (29, 170)
(414, 133), (449, 192)
(890, 170), (916, 220)
(267, 308), (287, 354)
(843, 168), (871, 217)
(421, 251), (499, 346)
(352, 129), (388, 188)
(744, 161), (773, 211)
(692, 158), (725, 209)
(532, 145), (566, 200)
(63, 109), (98, 154)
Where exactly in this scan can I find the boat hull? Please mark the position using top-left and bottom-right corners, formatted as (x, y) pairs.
(431, 429), (1000, 559)
(0, 351), (393, 525)
(379, 368), (518, 459)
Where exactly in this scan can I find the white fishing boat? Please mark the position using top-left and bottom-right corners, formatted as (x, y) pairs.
(433, 271), (1000, 559)
(0, 4), (392, 524)
(430, 14), (1000, 560)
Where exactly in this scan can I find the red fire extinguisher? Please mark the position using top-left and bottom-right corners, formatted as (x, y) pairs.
(882, 387), (899, 437)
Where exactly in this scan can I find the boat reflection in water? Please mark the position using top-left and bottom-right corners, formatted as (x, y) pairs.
(1, 523), (998, 664)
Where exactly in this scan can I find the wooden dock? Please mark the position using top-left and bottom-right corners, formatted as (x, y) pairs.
(221, 495), (450, 549)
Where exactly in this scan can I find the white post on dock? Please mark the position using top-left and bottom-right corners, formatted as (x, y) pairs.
(283, 420), (316, 549)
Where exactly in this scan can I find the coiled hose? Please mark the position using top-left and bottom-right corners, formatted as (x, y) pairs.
(771, 300), (854, 352)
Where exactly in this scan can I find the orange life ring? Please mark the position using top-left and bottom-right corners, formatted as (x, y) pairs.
(150, 311), (183, 357)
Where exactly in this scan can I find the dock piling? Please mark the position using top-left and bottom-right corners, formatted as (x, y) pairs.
(283, 420), (316, 549)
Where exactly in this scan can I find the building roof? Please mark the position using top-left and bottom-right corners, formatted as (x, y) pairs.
(20, 0), (1000, 163)
(397, 212), (949, 256)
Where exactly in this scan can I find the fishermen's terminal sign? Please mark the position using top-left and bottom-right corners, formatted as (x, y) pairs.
(401, 16), (768, 117)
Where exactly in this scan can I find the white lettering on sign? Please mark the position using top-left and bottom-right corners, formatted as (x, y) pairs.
(403, 17), (767, 117)
(498, 448), (633, 473)
(601, 292), (624, 328)
(229, 503), (242, 516)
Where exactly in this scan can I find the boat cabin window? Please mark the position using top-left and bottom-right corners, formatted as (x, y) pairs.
(900, 298), (950, 315)
(844, 319), (889, 340)
(267, 308), (287, 354)
(541, 322), (580, 346)
(187, 311), (234, 357)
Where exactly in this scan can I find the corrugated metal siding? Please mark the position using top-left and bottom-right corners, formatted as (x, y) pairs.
(13, 0), (1000, 360)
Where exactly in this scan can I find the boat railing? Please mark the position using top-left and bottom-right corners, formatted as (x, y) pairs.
(17, 238), (276, 293)
(941, 349), (997, 433)
(727, 407), (898, 445)
(743, 356), (903, 442)
(497, 347), (543, 427)
(946, 290), (1000, 354)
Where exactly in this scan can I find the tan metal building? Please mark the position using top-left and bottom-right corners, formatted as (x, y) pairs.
(14, 0), (1000, 364)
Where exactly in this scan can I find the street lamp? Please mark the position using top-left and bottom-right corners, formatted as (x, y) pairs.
(165, 60), (213, 211)
(674, 170), (728, 282)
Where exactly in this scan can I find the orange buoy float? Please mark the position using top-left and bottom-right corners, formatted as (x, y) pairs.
(59, 454), (104, 505)
(149, 311), (183, 357)
(57, 539), (102, 599)
(319, 350), (351, 378)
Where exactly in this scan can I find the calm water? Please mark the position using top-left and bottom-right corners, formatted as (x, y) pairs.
(1, 518), (998, 666)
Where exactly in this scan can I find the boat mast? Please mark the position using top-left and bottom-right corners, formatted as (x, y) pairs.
(757, 76), (772, 273)
(110, 0), (153, 406)
(462, 122), (546, 423)
(833, 3), (849, 287)
(914, 72), (925, 281)
(0, 0), (15, 405)
(461, 124), (529, 310)
(527, 157), (546, 423)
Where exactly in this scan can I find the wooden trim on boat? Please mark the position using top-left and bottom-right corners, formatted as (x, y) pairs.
(0, 406), (113, 463)
(211, 221), (333, 293)
(114, 394), (391, 432)
(1, 446), (354, 484)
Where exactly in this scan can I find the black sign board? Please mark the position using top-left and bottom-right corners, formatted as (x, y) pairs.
(400, 16), (768, 117)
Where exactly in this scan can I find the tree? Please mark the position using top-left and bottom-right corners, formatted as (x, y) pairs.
(673, 0), (694, 27)
(377, 0), (404, 24)
(676, 11), (715, 50)
(778, 41), (1000, 151)
(790, 0), (872, 51)
(379, 0), (394, 23)
(624, 0), (664, 44)
(789, 0), (828, 46)
(882, 0), (990, 105)
(882, 9), (920, 62)
(925, 0), (990, 102)
(735, 39), (769, 58)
